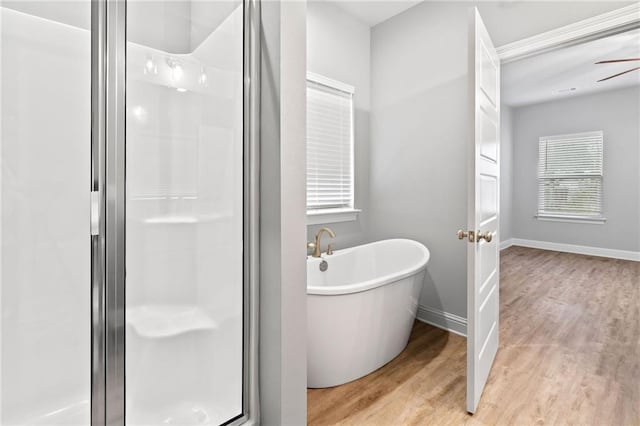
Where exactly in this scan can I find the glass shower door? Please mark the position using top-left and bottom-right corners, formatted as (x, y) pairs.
(0, 2), (91, 424)
(124, 1), (245, 424)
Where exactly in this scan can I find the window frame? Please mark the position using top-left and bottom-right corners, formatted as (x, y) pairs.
(536, 130), (606, 224)
(305, 72), (360, 224)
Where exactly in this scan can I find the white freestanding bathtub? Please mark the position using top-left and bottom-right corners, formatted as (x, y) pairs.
(307, 239), (430, 388)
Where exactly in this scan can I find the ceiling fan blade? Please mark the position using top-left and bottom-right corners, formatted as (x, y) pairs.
(597, 66), (640, 82)
(595, 58), (640, 64)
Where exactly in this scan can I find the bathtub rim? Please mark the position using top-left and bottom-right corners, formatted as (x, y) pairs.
(307, 238), (430, 296)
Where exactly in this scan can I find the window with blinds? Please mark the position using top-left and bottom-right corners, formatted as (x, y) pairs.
(538, 131), (604, 219)
(306, 73), (355, 212)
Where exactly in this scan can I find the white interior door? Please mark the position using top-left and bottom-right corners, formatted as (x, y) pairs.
(465, 7), (501, 414)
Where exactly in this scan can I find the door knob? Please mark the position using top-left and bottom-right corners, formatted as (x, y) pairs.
(477, 231), (493, 243)
(457, 229), (475, 243)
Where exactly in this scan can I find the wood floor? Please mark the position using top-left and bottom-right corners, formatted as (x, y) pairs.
(307, 246), (640, 425)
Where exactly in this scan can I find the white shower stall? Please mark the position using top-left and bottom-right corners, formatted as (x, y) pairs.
(0, 1), (259, 424)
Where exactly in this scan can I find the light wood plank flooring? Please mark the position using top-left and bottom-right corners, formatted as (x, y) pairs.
(307, 246), (640, 425)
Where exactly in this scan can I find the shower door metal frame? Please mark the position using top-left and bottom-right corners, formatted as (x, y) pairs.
(90, 0), (107, 423)
(239, 0), (261, 425)
(90, 0), (126, 423)
(91, 0), (261, 424)
(104, 0), (127, 423)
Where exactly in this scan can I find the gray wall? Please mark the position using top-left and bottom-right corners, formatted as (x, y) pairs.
(306, 1), (371, 249)
(370, 2), (470, 318)
(511, 86), (640, 252)
(501, 105), (514, 241)
(259, 1), (307, 424)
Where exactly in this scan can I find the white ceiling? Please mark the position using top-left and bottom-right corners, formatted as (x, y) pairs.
(325, 0), (421, 27)
(502, 29), (640, 107)
(2, 0), (239, 54)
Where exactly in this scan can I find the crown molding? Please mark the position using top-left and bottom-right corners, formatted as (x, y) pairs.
(497, 3), (640, 64)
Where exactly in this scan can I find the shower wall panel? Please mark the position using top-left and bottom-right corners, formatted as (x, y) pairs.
(0, 5), (91, 424)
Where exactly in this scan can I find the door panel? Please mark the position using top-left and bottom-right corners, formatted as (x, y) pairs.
(479, 248), (497, 289)
(479, 40), (498, 106)
(479, 175), (497, 222)
(479, 109), (498, 162)
(467, 7), (501, 414)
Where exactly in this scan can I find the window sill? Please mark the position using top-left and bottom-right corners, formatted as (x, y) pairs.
(535, 214), (606, 224)
(307, 208), (361, 225)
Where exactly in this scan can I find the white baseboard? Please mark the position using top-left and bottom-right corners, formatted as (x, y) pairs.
(416, 305), (467, 337)
(500, 238), (515, 251)
(509, 238), (640, 262)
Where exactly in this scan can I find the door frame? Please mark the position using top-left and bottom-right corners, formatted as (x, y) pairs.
(90, 1), (261, 424)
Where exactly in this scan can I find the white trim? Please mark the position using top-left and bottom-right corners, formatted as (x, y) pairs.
(306, 208), (361, 225)
(535, 215), (606, 225)
(416, 305), (467, 337)
(540, 130), (603, 142)
(496, 3), (640, 63)
(500, 238), (515, 251)
(510, 238), (640, 262)
(306, 71), (355, 94)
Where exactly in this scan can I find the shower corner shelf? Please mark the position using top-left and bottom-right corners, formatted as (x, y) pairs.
(126, 305), (217, 338)
(141, 212), (233, 225)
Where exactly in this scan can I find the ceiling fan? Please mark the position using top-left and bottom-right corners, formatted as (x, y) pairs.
(595, 57), (640, 82)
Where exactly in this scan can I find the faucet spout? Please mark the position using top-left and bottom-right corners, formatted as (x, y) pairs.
(310, 227), (336, 258)
(318, 227), (336, 239)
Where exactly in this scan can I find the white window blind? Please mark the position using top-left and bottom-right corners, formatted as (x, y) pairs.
(306, 73), (354, 211)
(538, 131), (603, 218)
